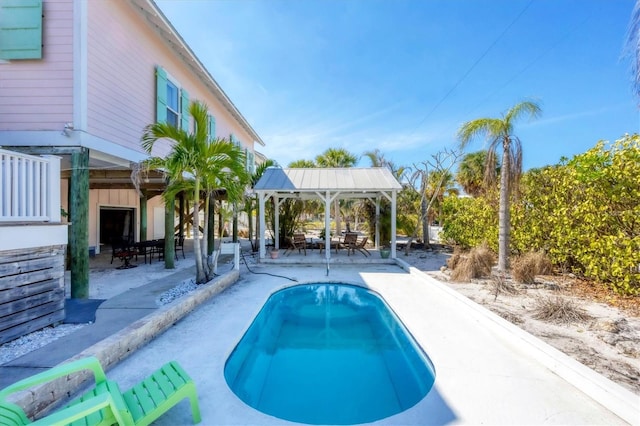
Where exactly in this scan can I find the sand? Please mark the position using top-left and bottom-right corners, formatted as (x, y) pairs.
(399, 248), (640, 395)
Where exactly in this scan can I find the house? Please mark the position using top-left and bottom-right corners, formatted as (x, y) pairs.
(0, 0), (264, 341)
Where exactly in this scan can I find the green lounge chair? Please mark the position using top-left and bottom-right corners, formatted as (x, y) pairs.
(0, 357), (201, 426)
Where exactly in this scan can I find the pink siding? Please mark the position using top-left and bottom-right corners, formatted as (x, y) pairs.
(86, 1), (256, 157)
(0, 0), (257, 154)
(0, 0), (74, 131)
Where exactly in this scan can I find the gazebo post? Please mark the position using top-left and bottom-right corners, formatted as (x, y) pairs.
(274, 196), (280, 250)
(258, 192), (266, 259)
(391, 190), (397, 259)
(324, 190), (331, 261)
(375, 197), (381, 250)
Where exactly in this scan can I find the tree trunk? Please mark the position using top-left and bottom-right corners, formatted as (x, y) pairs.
(498, 140), (511, 272)
(253, 195), (260, 252)
(193, 181), (206, 283)
(164, 194), (175, 269)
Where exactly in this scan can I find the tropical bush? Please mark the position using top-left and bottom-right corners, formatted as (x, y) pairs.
(444, 134), (640, 295)
(441, 194), (498, 250)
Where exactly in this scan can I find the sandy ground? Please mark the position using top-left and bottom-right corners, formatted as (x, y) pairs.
(399, 248), (640, 396)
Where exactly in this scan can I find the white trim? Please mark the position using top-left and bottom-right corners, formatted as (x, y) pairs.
(0, 224), (68, 251)
(0, 131), (150, 164)
(73, 0), (88, 130)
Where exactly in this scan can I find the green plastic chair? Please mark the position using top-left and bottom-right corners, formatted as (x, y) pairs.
(0, 357), (201, 426)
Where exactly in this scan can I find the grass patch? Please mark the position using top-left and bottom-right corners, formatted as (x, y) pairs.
(489, 272), (520, 300)
(512, 251), (553, 284)
(533, 296), (593, 324)
(450, 243), (495, 282)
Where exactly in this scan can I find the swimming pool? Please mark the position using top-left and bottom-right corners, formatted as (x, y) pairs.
(224, 283), (436, 424)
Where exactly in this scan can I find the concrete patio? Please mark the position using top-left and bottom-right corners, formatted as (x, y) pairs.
(103, 259), (638, 425)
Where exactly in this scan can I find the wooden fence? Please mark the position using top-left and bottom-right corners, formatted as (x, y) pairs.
(0, 245), (66, 345)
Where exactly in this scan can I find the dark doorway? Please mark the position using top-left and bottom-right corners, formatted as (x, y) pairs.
(100, 207), (135, 245)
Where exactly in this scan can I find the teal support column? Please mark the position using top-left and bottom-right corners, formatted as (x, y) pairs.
(70, 148), (89, 299)
(139, 191), (147, 241)
(164, 194), (175, 269)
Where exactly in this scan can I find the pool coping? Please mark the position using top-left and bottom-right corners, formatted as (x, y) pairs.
(394, 258), (639, 425)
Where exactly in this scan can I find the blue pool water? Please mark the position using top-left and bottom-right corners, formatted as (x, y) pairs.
(224, 283), (436, 424)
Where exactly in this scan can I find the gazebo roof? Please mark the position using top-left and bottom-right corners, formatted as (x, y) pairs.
(254, 167), (402, 196)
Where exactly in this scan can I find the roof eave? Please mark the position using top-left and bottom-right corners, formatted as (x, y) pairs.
(131, 0), (265, 147)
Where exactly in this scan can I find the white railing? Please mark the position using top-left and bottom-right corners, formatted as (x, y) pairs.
(0, 148), (61, 222)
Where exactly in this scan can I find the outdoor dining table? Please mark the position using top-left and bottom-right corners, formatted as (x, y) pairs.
(317, 239), (341, 254)
(133, 239), (164, 264)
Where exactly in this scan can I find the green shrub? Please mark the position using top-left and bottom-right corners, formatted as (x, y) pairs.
(444, 134), (640, 295)
(441, 195), (497, 250)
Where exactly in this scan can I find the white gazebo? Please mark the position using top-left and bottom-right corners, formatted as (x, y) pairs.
(253, 167), (403, 262)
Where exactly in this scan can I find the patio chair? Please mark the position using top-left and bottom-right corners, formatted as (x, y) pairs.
(110, 239), (132, 264)
(0, 356), (201, 426)
(341, 233), (358, 255)
(286, 233), (307, 256)
(175, 235), (185, 259)
(347, 236), (370, 257)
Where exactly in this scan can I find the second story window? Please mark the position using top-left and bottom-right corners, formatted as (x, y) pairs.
(156, 66), (189, 129)
(166, 80), (179, 127)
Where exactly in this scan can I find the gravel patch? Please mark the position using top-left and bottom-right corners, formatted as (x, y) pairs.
(0, 324), (84, 365)
(1, 279), (199, 366)
(157, 279), (197, 305)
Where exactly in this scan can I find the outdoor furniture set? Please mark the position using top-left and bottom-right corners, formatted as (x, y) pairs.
(110, 236), (186, 269)
(285, 232), (370, 256)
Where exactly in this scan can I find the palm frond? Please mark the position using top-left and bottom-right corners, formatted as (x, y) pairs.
(457, 118), (503, 149)
(504, 100), (542, 126)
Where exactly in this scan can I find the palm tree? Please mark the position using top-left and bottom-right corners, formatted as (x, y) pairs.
(141, 100), (249, 283)
(457, 100), (541, 271)
(288, 159), (316, 168)
(426, 169), (458, 224)
(456, 150), (499, 197)
(315, 148), (358, 235)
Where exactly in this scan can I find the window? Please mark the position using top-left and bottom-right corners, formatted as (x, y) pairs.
(0, 0), (43, 60)
(155, 66), (189, 128)
(166, 80), (179, 127)
(208, 114), (216, 141)
(246, 149), (255, 174)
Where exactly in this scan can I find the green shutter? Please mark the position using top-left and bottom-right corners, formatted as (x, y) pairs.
(155, 66), (167, 123)
(208, 114), (216, 140)
(180, 89), (190, 130)
(0, 0), (43, 60)
(246, 149), (255, 173)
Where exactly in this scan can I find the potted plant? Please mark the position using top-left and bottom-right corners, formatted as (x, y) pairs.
(269, 247), (279, 259)
(319, 228), (332, 241)
(379, 244), (391, 259)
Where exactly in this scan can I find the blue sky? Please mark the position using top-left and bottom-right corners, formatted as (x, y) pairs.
(156, 0), (638, 171)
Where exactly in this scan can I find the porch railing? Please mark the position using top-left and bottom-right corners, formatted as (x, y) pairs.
(0, 148), (61, 222)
